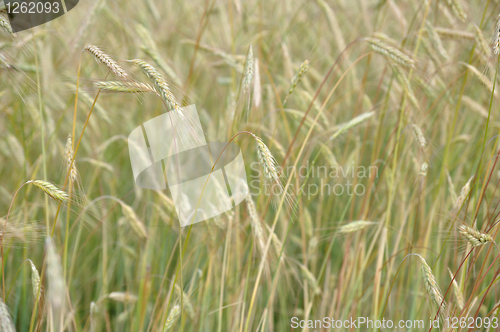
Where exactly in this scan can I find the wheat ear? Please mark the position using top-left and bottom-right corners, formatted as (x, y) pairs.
(108, 292), (138, 303)
(411, 124), (427, 149)
(246, 196), (266, 256)
(458, 224), (495, 247)
(494, 14), (500, 55)
(365, 37), (415, 67)
(28, 180), (69, 204)
(447, 268), (464, 311)
(473, 24), (490, 59)
(251, 134), (281, 183)
(163, 304), (180, 331)
(0, 16), (12, 34)
(65, 135), (78, 185)
(84, 45), (129, 79)
(94, 81), (154, 93)
(28, 259), (41, 300)
(453, 176), (473, 212)
(0, 298), (15, 332)
(283, 59), (310, 106)
(120, 202), (148, 239)
(445, 0), (467, 22)
(129, 59), (183, 114)
(339, 221), (377, 234)
(417, 255), (447, 313)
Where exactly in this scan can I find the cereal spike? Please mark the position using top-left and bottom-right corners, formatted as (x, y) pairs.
(94, 81), (154, 93)
(84, 45), (130, 79)
(458, 224), (494, 247)
(29, 180), (69, 204)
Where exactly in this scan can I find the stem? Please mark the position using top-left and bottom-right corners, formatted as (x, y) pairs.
(1, 182), (29, 299)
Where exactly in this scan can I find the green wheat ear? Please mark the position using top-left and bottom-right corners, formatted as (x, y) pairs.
(458, 224), (495, 247)
(28, 180), (69, 204)
(0, 16), (12, 34)
(0, 297), (15, 332)
(94, 81), (155, 93)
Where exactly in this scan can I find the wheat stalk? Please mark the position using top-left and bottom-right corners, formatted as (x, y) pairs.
(28, 180), (69, 204)
(0, 298), (15, 332)
(458, 224), (494, 247)
(84, 45), (129, 79)
(45, 237), (66, 332)
(94, 81), (154, 93)
(90, 301), (98, 331)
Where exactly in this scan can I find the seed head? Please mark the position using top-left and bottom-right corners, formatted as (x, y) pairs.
(84, 45), (129, 79)
(339, 221), (376, 234)
(458, 224), (494, 247)
(29, 180), (69, 204)
(94, 81), (154, 93)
